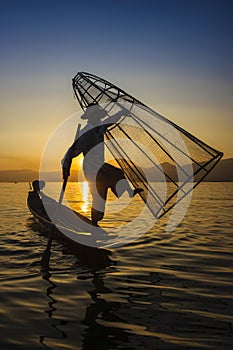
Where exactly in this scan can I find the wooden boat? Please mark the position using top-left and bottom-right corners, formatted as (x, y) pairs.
(27, 182), (112, 265)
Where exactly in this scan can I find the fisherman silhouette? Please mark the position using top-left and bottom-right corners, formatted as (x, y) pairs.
(62, 103), (143, 226)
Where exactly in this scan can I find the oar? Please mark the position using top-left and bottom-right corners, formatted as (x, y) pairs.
(41, 123), (81, 268)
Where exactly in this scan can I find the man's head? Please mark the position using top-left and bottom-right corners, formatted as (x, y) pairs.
(32, 180), (45, 192)
(81, 103), (108, 122)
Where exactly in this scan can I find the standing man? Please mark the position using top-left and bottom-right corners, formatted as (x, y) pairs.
(62, 103), (143, 226)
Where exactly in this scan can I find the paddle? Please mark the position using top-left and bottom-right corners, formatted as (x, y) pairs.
(41, 123), (81, 268)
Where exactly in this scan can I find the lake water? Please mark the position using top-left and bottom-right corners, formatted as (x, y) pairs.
(0, 182), (232, 349)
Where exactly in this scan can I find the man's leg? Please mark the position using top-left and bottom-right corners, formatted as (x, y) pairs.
(103, 163), (143, 198)
(91, 207), (104, 227)
(90, 174), (108, 227)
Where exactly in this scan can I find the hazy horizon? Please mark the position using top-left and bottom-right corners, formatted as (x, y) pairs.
(0, 155), (232, 173)
(1, 157), (232, 183)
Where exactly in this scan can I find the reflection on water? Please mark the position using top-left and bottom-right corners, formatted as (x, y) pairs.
(80, 270), (133, 350)
(39, 248), (117, 349)
(40, 271), (68, 348)
(0, 182), (233, 349)
(81, 181), (89, 213)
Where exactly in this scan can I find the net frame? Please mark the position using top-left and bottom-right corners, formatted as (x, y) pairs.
(72, 72), (223, 220)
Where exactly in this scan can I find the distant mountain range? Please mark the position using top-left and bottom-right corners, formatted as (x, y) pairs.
(200, 157), (233, 182)
(0, 169), (39, 182)
(0, 157), (232, 182)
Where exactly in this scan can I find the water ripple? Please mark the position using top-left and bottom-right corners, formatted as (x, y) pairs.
(0, 182), (232, 349)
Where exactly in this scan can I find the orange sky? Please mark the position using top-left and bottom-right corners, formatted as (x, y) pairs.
(1, 1), (232, 171)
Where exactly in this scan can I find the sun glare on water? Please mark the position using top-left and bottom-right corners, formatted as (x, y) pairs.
(81, 181), (89, 212)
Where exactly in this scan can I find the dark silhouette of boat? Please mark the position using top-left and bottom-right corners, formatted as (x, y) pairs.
(27, 181), (111, 266)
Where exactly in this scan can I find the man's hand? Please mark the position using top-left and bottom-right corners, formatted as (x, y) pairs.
(62, 152), (72, 180)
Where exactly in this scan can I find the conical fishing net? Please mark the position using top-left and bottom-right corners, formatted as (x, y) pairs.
(72, 72), (223, 220)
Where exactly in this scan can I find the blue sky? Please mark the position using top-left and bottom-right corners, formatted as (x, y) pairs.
(0, 0), (232, 169)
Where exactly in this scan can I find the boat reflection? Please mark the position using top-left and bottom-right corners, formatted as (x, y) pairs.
(80, 270), (131, 350)
(39, 270), (68, 348)
(38, 244), (116, 348)
(39, 269), (135, 349)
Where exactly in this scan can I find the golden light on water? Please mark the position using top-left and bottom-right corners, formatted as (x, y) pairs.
(81, 181), (89, 213)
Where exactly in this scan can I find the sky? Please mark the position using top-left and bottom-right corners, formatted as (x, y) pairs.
(0, 0), (233, 171)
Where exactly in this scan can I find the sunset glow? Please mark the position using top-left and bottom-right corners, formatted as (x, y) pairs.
(0, 1), (232, 176)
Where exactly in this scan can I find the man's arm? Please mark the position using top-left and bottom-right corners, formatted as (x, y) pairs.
(61, 139), (82, 180)
(104, 108), (128, 128)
